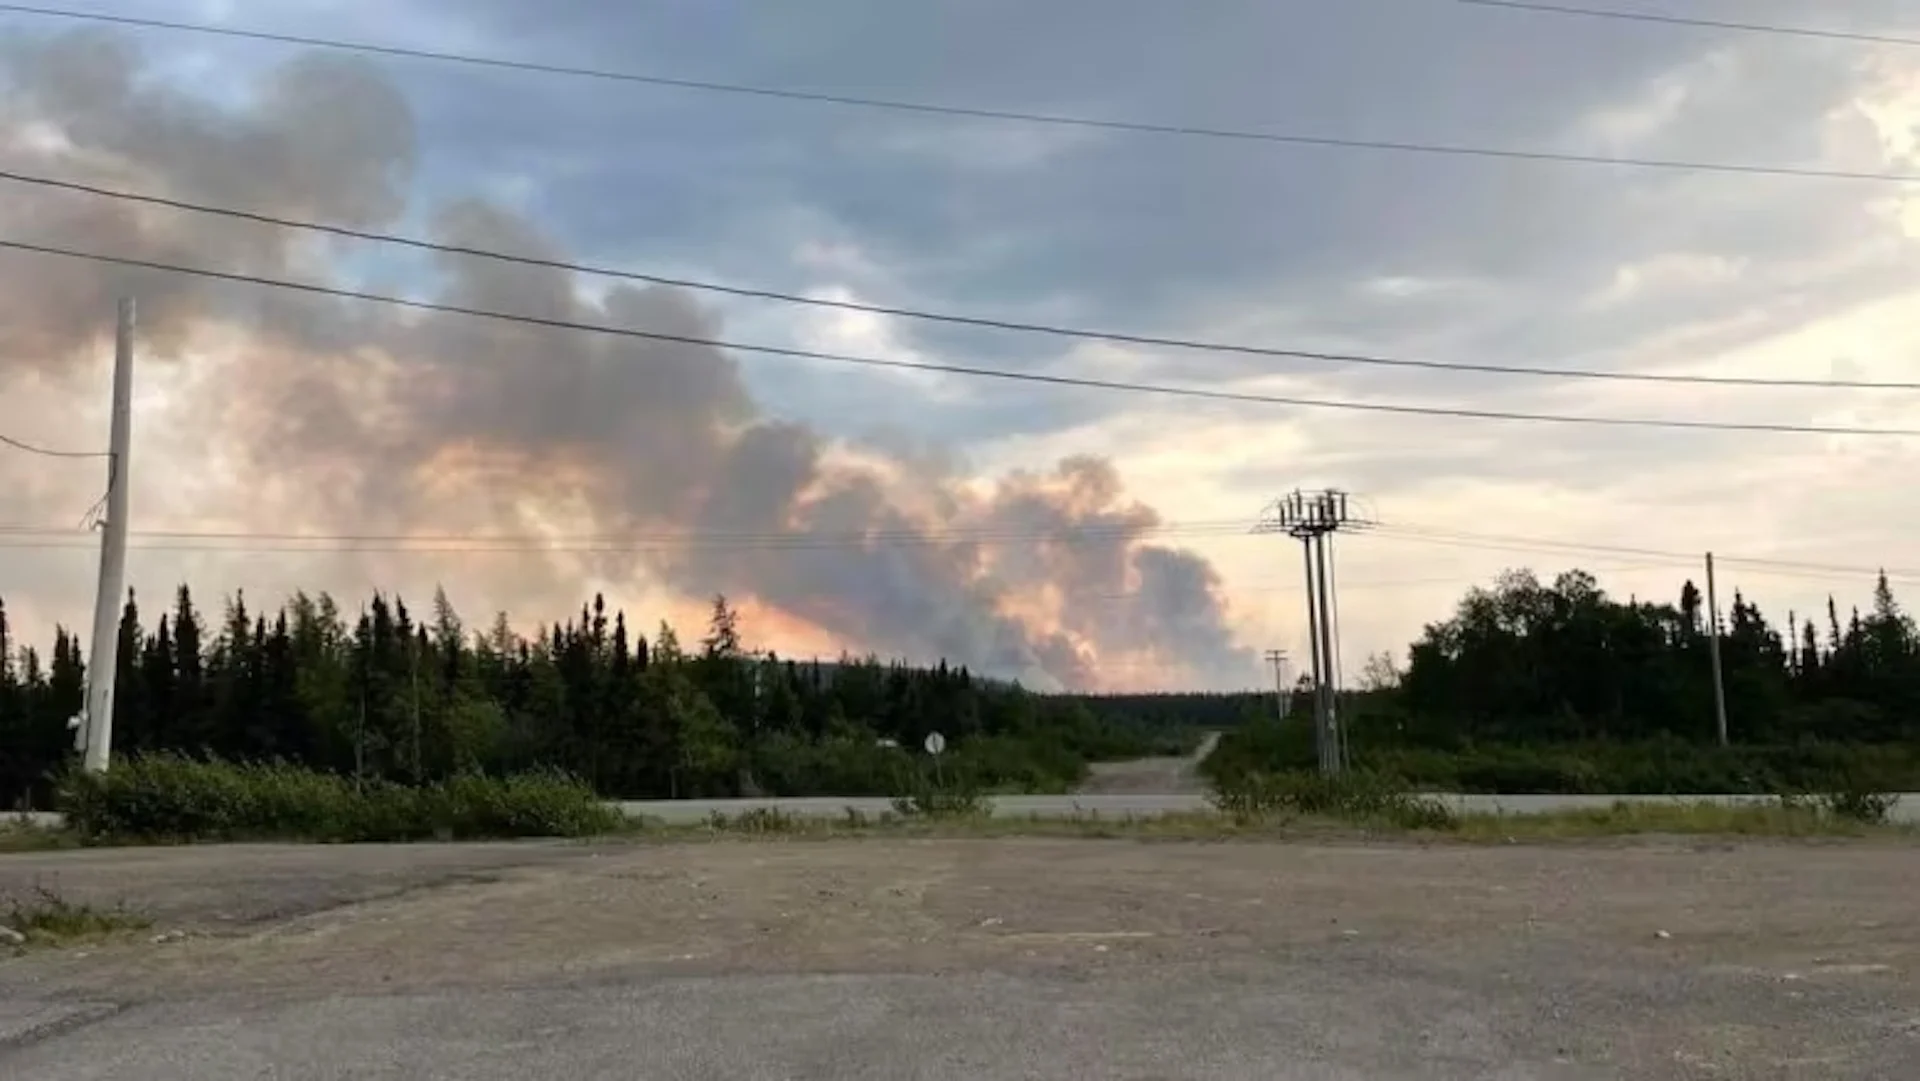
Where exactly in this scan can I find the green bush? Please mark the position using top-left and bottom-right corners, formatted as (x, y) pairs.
(1208, 769), (1457, 830)
(1207, 728), (1920, 797)
(890, 765), (987, 819)
(1818, 785), (1898, 825)
(57, 755), (621, 842)
(1198, 719), (1315, 785)
(707, 806), (804, 833)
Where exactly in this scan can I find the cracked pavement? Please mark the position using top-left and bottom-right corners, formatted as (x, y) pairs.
(2, 837), (1918, 1078)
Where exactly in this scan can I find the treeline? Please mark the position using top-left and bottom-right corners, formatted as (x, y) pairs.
(0, 586), (1169, 809)
(1055, 693), (1262, 735)
(1188, 568), (1920, 794)
(1395, 568), (1920, 746)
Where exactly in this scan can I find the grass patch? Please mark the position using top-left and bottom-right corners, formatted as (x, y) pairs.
(1452, 799), (1904, 841)
(3, 884), (151, 947)
(654, 799), (1915, 844)
(0, 820), (82, 853)
(889, 784), (988, 821)
(57, 755), (623, 843)
(1208, 771), (1459, 831)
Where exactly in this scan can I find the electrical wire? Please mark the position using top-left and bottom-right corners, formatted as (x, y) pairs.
(5, 167), (1913, 392)
(0, 431), (108, 459)
(0, 517), (1255, 542)
(1, 2), (1916, 185)
(1456, 0), (1920, 50)
(3, 237), (1918, 438)
(0, 519), (1266, 555)
(1364, 521), (1920, 584)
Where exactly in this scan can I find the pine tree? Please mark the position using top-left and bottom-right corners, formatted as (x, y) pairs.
(172, 585), (206, 750)
(702, 595), (741, 659)
(112, 588), (146, 752)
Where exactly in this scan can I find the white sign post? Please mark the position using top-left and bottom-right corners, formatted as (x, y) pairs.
(924, 731), (946, 790)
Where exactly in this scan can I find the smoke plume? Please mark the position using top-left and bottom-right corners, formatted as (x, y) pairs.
(0, 29), (1256, 690)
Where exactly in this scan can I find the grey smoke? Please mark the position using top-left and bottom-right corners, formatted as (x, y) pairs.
(0, 28), (1256, 690)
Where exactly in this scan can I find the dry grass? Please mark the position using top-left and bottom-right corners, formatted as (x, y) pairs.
(3, 883), (151, 947)
(1450, 799), (1903, 841)
(0, 821), (81, 853)
(11, 799), (1913, 852)
(637, 799), (1915, 845)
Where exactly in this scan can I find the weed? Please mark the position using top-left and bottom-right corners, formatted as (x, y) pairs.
(890, 788), (986, 819)
(1819, 787), (1898, 825)
(3, 883), (151, 946)
(1450, 799), (1882, 840)
(723, 807), (804, 834)
(890, 771), (987, 819)
(1208, 771), (1458, 830)
(56, 755), (621, 843)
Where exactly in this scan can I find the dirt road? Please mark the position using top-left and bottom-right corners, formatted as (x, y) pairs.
(1075, 730), (1222, 794)
(3, 836), (1918, 1077)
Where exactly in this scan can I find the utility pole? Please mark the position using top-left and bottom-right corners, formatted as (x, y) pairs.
(80, 299), (136, 774)
(1705, 551), (1729, 747)
(1264, 649), (1289, 721)
(1256, 490), (1364, 775)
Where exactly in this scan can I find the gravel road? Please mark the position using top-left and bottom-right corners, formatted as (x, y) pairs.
(3, 837), (1919, 1078)
(1074, 731), (1223, 795)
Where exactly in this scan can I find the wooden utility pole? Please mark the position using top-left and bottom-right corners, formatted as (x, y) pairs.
(1705, 552), (1729, 747)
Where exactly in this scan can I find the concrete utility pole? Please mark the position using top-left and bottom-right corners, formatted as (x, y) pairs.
(1256, 490), (1364, 776)
(80, 298), (136, 774)
(1705, 551), (1730, 748)
(1264, 649), (1289, 721)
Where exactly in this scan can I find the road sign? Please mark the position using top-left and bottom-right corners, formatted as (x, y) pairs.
(924, 731), (947, 756)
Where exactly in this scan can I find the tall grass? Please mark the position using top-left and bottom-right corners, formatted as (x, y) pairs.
(57, 755), (623, 842)
(1208, 770), (1458, 830)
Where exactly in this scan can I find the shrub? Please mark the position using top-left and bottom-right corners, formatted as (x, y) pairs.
(57, 755), (620, 842)
(890, 767), (987, 819)
(4, 884), (150, 944)
(1208, 769), (1457, 830)
(708, 806), (803, 834)
(1819, 785), (1898, 825)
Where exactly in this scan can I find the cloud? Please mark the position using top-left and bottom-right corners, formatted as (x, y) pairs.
(0, 27), (1253, 691)
(4, 1), (1920, 689)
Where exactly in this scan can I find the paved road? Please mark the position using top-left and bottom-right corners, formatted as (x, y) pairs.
(4, 839), (1917, 1078)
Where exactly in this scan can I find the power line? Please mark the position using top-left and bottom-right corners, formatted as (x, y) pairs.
(2, 2), (1917, 185)
(0, 431), (107, 459)
(1366, 521), (1920, 583)
(7, 167), (1915, 392)
(4, 237), (1920, 438)
(0, 520), (1263, 554)
(1457, 0), (1920, 50)
(0, 518), (1256, 542)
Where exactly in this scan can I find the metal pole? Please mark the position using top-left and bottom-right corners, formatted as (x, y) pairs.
(1705, 552), (1729, 747)
(1300, 537), (1327, 771)
(1312, 531), (1341, 775)
(81, 298), (135, 773)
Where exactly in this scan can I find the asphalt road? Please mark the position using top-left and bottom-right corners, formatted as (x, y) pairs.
(4, 839), (1919, 1078)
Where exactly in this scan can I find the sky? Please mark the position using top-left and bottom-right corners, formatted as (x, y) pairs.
(3, 0), (1920, 693)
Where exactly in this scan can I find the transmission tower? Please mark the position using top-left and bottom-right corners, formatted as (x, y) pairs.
(1255, 490), (1365, 775)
